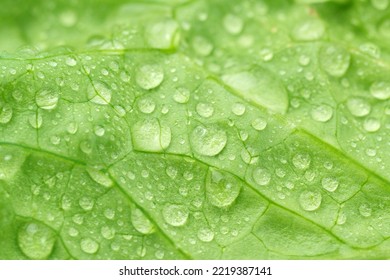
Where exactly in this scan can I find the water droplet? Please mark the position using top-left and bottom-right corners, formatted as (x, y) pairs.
(162, 204), (189, 227)
(80, 238), (99, 254)
(365, 148), (377, 157)
(190, 125), (227, 156)
(197, 228), (214, 242)
(86, 167), (113, 187)
(0, 103), (13, 124)
(50, 135), (61, 145)
(136, 64), (164, 90)
(321, 177), (339, 192)
(138, 97), (156, 114)
(231, 103), (246, 116)
(223, 14), (244, 35)
(155, 250), (165, 259)
(132, 119), (171, 152)
(36, 89), (59, 110)
(79, 196), (94, 211)
(251, 118), (267, 131)
(196, 102), (214, 118)
(137, 246), (147, 257)
(131, 208), (155, 234)
(298, 55), (311, 66)
(346, 97), (371, 117)
(311, 104), (333, 122)
(359, 204), (372, 217)
(369, 81), (390, 100)
(80, 140), (92, 154)
(87, 81), (112, 105)
(101, 226), (115, 240)
(17, 222), (56, 259)
(166, 166), (178, 179)
(292, 19), (325, 41)
(104, 208), (115, 220)
(93, 125), (105, 137)
(363, 118), (381, 132)
(68, 227), (79, 237)
(319, 44), (350, 77)
(337, 213), (347, 225)
(299, 190), (322, 211)
(359, 43), (380, 59)
(146, 19), (180, 49)
(28, 113), (43, 129)
(292, 153), (311, 170)
(65, 57), (77, 66)
(206, 169), (241, 208)
(371, 0), (389, 10)
(67, 122), (78, 134)
(252, 167), (271, 186)
(173, 87), (190, 104)
(192, 36), (214, 56)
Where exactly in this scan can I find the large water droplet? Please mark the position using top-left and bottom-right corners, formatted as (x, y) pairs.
(292, 19), (325, 41)
(231, 103), (246, 116)
(321, 177), (339, 192)
(196, 102), (214, 118)
(299, 190), (322, 211)
(346, 97), (371, 117)
(87, 81), (112, 105)
(17, 222), (56, 259)
(0, 103), (13, 124)
(132, 119), (171, 152)
(206, 169), (241, 208)
(86, 167), (113, 187)
(292, 153), (311, 170)
(136, 64), (164, 90)
(162, 204), (189, 227)
(223, 14), (244, 35)
(36, 89), (59, 110)
(251, 118), (267, 131)
(319, 44), (350, 77)
(131, 208), (155, 234)
(311, 104), (333, 122)
(363, 117), (381, 132)
(252, 167), (271, 186)
(146, 19), (180, 49)
(197, 227), (214, 242)
(80, 238), (99, 254)
(369, 81), (390, 100)
(190, 125), (227, 156)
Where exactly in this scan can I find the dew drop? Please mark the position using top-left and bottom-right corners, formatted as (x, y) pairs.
(359, 204), (372, 217)
(206, 169), (241, 208)
(131, 208), (155, 234)
(192, 36), (214, 56)
(155, 250), (165, 259)
(162, 204), (189, 227)
(292, 153), (311, 170)
(68, 227), (79, 237)
(146, 19), (180, 49)
(197, 228), (214, 242)
(190, 125), (227, 156)
(321, 177), (339, 192)
(337, 213), (347, 225)
(80, 140), (92, 154)
(79, 196), (94, 211)
(80, 238), (99, 254)
(28, 113), (43, 129)
(137, 246), (147, 257)
(165, 166), (178, 179)
(173, 87), (190, 104)
(346, 97), (371, 117)
(231, 103), (246, 116)
(132, 119), (171, 152)
(196, 102), (214, 118)
(252, 167), (271, 186)
(86, 167), (113, 187)
(299, 190), (322, 211)
(136, 64), (164, 90)
(138, 97), (156, 114)
(363, 118), (381, 132)
(0, 103), (13, 124)
(87, 81), (112, 105)
(319, 44), (350, 77)
(223, 14), (244, 35)
(65, 57), (77, 67)
(251, 118), (267, 131)
(311, 104), (333, 122)
(104, 208), (115, 220)
(369, 81), (390, 100)
(292, 19), (325, 41)
(101, 226), (115, 240)
(67, 122), (78, 134)
(94, 125), (105, 137)
(17, 222), (56, 259)
(36, 89), (59, 110)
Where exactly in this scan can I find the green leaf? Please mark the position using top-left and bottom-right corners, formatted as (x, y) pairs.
(0, 0), (389, 260)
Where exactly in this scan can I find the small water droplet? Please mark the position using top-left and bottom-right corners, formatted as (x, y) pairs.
(94, 125), (105, 136)
(190, 125), (227, 156)
(292, 153), (311, 170)
(363, 118), (381, 132)
(36, 89), (59, 110)
(359, 203), (372, 217)
(197, 228), (214, 242)
(311, 104), (333, 122)
(319, 44), (350, 77)
(86, 167), (113, 187)
(87, 81), (112, 105)
(17, 222), (56, 259)
(146, 19), (180, 49)
(359, 43), (380, 59)
(173, 87), (190, 104)
(192, 36), (214, 56)
(365, 148), (377, 157)
(138, 97), (156, 114)
(196, 102), (214, 118)
(166, 166), (178, 179)
(65, 57), (77, 67)
(162, 204), (189, 227)
(292, 19), (325, 41)
(80, 238), (99, 254)
(68, 227), (79, 237)
(155, 250), (165, 259)
(101, 226), (115, 240)
(321, 177), (339, 192)
(231, 103), (246, 116)
(346, 97), (371, 117)
(104, 208), (115, 220)
(131, 208), (155, 234)
(67, 122), (78, 134)
(28, 113), (43, 129)
(337, 213), (347, 225)
(298, 55), (311, 66)
(223, 14), (244, 35)
(136, 64), (164, 90)
(252, 167), (271, 186)
(0, 103), (13, 124)
(299, 190), (322, 211)
(137, 246), (147, 257)
(79, 196), (94, 211)
(369, 81), (390, 100)
(251, 118), (267, 131)
(206, 169), (241, 208)
(132, 119), (171, 152)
